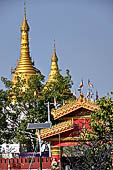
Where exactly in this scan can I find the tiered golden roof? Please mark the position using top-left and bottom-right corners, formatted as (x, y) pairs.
(51, 95), (99, 120)
(36, 119), (74, 139)
(46, 40), (59, 83)
(12, 3), (39, 84)
(36, 95), (99, 140)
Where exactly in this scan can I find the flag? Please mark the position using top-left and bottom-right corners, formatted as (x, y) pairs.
(96, 91), (99, 100)
(80, 80), (83, 88)
(87, 89), (91, 98)
(73, 89), (76, 96)
(88, 79), (93, 87)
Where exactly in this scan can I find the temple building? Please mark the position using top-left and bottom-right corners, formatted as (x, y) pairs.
(11, 4), (100, 169)
(36, 95), (99, 167)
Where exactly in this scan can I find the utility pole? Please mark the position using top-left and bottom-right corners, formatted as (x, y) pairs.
(6, 145), (14, 170)
(27, 122), (51, 170)
(47, 101), (51, 122)
(27, 100), (55, 170)
(38, 129), (42, 170)
(8, 146), (10, 170)
(59, 133), (61, 170)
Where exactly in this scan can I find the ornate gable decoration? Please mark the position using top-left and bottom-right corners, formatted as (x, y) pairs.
(51, 95), (99, 120)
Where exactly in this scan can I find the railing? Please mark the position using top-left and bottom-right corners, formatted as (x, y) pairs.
(0, 157), (51, 169)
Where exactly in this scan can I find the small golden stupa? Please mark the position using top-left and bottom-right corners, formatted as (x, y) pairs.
(46, 40), (59, 84)
(12, 3), (39, 87)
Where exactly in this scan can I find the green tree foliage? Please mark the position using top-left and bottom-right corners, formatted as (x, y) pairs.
(63, 93), (113, 170)
(0, 89), (11, 143)
(0, 77), (13, 143)
(90, 93), (113, 141)
(42, 69), (73, 104)
(0, 69), (73, 151)
(1, 73), (47, 151)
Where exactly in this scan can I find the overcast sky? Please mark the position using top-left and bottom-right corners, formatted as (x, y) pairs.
(0, 0), (113, 98)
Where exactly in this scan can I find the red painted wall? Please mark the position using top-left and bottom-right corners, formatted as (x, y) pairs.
(0, 157), (51, 169)
(52, 118), (91, 146)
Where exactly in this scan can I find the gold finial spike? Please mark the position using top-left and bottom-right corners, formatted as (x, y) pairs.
(54, 40), (56, 52)
(20, 1), (29, 31)
(24, 1), (26, 19)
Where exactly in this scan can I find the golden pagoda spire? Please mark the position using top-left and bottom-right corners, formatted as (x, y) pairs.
(24, 2), (26, 19)
(47, 40), (59, 83)
(12, 3), (39, 85)
(53, 39), (56, 53)
(20, 2), (29, 32)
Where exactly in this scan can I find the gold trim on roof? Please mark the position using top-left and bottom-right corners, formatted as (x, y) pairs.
(46, 136), (80, 142)
(36, 119), (74, 140)
(51, 96), (99, 120)
(60, 115), (90, 121)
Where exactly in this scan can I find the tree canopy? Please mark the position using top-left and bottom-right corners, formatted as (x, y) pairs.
(90, 92), (113, 141)
(42, 69), (73, 104)
(63, 93), (113, 170)
(0, 69), (73, 151)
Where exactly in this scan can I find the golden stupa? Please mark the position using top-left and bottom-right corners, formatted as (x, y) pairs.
(12, 3), (39, 86)
(46, 40), (59, 84)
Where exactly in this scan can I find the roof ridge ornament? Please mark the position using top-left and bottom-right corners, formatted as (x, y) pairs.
(77, 93), (86, 103)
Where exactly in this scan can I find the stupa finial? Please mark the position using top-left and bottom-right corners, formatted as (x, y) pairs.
(54, 40), (56, 52)
(24, 1), (26, 19)
(20, 2), (29, 31)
